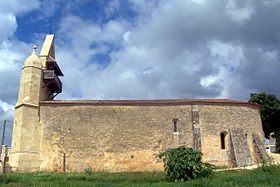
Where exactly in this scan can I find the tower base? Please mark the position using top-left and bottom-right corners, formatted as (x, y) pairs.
(9, 152), (41, 172)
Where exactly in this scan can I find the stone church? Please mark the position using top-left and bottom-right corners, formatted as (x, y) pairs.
(9, 34), (267, 172)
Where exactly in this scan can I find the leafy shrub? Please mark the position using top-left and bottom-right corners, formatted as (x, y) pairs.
(159, 146), (214, 181)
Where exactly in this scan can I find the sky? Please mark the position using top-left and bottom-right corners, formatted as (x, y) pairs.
(0, 0), (280, 140)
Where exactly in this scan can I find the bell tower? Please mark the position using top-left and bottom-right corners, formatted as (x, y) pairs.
(40, 34), (63, 100)
(10, 34), (63, 171)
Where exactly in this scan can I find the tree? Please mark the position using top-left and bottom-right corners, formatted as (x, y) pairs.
(249, 93), (280, 151)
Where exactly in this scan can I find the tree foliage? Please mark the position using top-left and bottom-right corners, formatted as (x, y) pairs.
(159, 146), (214, 181)
(249, 93), (280, 151)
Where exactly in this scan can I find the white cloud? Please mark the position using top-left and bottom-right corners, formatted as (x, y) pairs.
(56, 2), (225, 100)
(128, 0), (160, 18)
(0, 13), (17, 43)
(105, 0), (121, 18)
(2, 0), (280, 112)
(101, 20), (130, 42)
(0, 99), (14, 120)
(262, 0), (280, 7)
(0, 0), (40, 15)
(191, 0), (207, 5)
(225, 0), (256, 25)
(0, 39), (31, 104)
(0, 0), (40, 125)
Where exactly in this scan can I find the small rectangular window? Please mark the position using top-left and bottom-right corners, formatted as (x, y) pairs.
(221, 133), (226, 149)
(172, 118), (179, 133)
(174, 121), (178, 133)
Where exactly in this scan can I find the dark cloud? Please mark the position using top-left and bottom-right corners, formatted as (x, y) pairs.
(236, 47), (280, 98)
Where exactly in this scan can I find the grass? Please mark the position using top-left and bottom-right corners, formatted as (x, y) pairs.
(1, 164), (280, 187)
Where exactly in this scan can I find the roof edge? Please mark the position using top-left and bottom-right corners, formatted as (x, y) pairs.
(40, 99), (260, 109)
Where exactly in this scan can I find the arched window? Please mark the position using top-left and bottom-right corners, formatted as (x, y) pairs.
(220, 132), (226, 149)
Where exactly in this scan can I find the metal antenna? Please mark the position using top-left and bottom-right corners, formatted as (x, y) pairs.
(49, 19), (53, 34)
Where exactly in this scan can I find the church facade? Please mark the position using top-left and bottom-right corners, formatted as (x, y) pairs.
(9, 34), (267, 172)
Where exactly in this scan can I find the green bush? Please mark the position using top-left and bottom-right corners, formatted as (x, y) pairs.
(159, 146), (214, 181)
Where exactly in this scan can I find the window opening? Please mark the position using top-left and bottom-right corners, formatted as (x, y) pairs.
(172, 118), (179, 133)
(221, 133), (226, 149)
(174, 121), (178, 133)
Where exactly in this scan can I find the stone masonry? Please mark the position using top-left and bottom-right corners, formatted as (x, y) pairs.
(229, 128), (252, 167)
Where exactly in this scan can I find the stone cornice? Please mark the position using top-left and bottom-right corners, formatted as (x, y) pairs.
(15, 102), (39, 109)
(40, 99), (260, 109)
(22, 65), (42, 70)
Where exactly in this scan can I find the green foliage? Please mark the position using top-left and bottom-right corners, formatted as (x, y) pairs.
(249, 93), (280, 137)
(249, 93), (280, 152)
(276, 131), (280, 153)
(159, 146), (214, 181)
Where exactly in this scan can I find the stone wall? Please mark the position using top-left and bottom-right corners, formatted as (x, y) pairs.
(39, 104), (193, 172)
(38, 101), (263, 172)
(198, 105), (263, 166)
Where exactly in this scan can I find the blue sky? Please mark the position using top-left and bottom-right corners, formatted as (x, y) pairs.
(15, 1), (137, 42)
(14, 0), (137, 70)
(1, 0), (280, 141)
